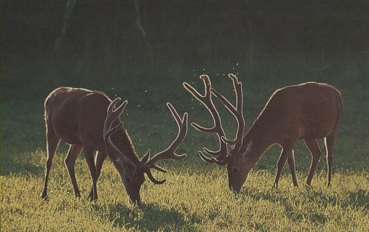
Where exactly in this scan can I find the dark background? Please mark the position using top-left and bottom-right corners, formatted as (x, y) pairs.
(2, 0), (369, 180)
(3, 0), (369, 99)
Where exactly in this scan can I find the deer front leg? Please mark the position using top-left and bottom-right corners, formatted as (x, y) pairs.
(84, 147), (98, 202)
(88, 152), (107, 200)
(65, 145), (83, 198)
(304, 139), (322, 186)
(287, 150), (298, 186)
(273, 142), (295, 188)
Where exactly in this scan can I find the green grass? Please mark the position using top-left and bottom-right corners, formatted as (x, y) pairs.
(2, 58), (369, 231)
(1, 158), (368, 231)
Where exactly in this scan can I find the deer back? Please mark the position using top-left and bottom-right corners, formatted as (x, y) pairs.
(45, 87), (139, 162)
(247, 82), (342, 145)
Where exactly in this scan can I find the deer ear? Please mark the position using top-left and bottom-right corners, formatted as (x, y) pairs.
(115, 156), (135, 170)
(244, 140), (253, 154)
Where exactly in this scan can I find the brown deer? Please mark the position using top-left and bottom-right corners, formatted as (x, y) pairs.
(41, 87), (188, 204)
(184, 74), (342, 192)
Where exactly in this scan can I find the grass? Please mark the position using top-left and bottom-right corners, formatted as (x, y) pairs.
(1, 159), (368, 231)
(2, 56), (369, 231)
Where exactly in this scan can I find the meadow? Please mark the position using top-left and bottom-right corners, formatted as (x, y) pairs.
(2, 54), (369, 231)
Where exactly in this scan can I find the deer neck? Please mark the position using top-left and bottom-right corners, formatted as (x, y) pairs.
(241, 118), (278, 163)
(111, 126), (141, 165)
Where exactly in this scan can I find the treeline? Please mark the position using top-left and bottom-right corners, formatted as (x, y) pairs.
(2, 0), (369, 83)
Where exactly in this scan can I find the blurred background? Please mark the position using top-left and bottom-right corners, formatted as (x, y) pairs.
(3, 0), (369, 100)
(2, 0), (369, 176)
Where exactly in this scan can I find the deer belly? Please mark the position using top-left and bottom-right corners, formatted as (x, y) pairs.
(298, 125), (333, 140)
(55, 128), (82, 145)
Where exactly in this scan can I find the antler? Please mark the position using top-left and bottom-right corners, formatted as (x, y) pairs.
(103, 98), (136, 168)
(183, 75), (229, 164)
(140, 102), (188, 184)
(183, 74), (246, 165)
(211, 73), (245, 153)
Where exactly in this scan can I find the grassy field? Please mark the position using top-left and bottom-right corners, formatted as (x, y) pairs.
(2, 58), (369, 231)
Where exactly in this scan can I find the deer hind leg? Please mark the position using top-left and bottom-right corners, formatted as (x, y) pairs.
(325, 131), (337, 187)
(304, 139), (322, 186)
(41, 126), (60, 199)
(84, 147), (98, 201)
(274, 142), (296, 188)
(88, 152), (107, 200)
(65, 144), (83, 198)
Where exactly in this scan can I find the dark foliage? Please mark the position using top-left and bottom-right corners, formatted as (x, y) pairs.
(2, 0), (369, 98)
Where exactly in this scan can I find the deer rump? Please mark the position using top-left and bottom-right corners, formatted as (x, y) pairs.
(45, 88), (113, 147)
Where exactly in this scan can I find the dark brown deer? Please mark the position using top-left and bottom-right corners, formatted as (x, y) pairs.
(184, 74), (342, 192)
(41, 87), (188, 204)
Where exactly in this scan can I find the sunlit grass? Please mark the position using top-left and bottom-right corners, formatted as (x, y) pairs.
(2, 118), (369, 231)
(2, 150), (368, 231)
(2, 64), (369, 231)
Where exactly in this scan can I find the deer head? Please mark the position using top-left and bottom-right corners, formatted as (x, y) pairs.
(103, 98), (188, 203)
(183, 74), (246, 191)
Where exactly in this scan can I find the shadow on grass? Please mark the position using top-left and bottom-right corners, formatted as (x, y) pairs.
(348, 189), (369, 210)
(91, 202), (197, 231)
(241, 185), (369, 224)
(1, 148), (44, 176)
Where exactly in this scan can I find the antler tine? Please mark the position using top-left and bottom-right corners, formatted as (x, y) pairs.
(198, 151), (228, 166)
(183, 75), (229, 161)
(140, 103), (188, 184)
(165, 102), (188, 154)
(103, 98), (135, 167)
(211, 73), (245, 153)
(145, 169), (166, 184)
(103, 98), (128, 135)
(183, 76), (216, 133)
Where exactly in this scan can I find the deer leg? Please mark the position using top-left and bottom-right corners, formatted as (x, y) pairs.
(41, 127), (60, 199)
(274, 146), (293, 188)
(88, 152), (107, 200)
(65, 145), (83, 198)
(304, 139), (322, 186)
(287, 149), (298, 186)
(325, 132), (337, 187)
(84, 147), (98, 201)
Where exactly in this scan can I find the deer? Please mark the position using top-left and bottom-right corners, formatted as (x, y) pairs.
(183, 74), (342, 192)
(41, 87), (188, 204)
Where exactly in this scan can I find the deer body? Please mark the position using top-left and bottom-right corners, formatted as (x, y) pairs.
(42, 87), (187, 203)
(249, 82), (341, 142)
(184, 75), (342, 192)
(229, 82), (342, 191)
(45, 88), (135, 154)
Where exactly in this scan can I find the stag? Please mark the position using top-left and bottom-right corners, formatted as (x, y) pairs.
(41, 87), (188, 204)
(184, 74), (342, 192)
